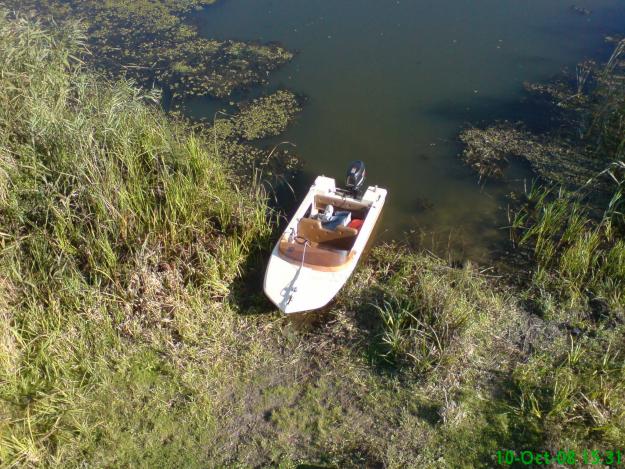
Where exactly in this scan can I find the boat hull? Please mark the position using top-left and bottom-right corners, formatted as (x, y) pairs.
(264, 176), (386, 314)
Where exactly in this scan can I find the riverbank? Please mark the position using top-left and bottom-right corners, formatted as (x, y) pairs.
(0, 17), (522, 466)
(1, 10), (624, 468)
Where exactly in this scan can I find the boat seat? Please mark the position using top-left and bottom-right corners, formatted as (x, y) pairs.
(297, 218), (358, 245)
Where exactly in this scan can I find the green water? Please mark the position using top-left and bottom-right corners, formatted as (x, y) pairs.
(192, 0), (625, 260)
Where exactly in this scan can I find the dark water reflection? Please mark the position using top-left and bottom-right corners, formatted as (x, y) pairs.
(190, 0), (625, 261)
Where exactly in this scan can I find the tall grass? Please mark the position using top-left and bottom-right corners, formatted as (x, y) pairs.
(510, 186), (625, 448)
(367, 249), (499, 374)
(513, 184), (625, 313)
(0, 14), (272, 466)
(585, 39), (625, 158)
(507, 40), (625, 451)
(510, 39), (625, 314)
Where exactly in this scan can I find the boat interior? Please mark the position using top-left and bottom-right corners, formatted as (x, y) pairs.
(278, 193), (371, 269)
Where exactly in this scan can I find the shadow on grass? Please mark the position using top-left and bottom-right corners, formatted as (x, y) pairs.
(229, 239), (277, 316)
(346, 284), (405, 377)
(230, 176), (304, 316)
(454, 368), (545, 467)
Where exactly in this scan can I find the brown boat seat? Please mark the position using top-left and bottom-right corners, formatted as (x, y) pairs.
(297, 218), (358, 245)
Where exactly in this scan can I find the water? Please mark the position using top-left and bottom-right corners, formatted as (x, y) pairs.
(191, 0), (625, 260)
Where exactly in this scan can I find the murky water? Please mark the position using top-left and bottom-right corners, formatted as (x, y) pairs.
(191, 0), (625, 260)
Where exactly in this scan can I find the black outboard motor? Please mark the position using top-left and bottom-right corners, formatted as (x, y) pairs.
(345, 160), (366, 198)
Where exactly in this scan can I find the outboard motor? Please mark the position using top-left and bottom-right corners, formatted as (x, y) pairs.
(345, 160), (366, 198)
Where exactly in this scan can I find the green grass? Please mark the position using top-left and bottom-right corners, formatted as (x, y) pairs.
(502, 39), (625, 454)
(0, 14), (274, 466)
(512, 186), (625, 314)
(0, 25), (535, 461)
(513, 328), (625, 448)
(507, 184), (625, 454)
(369, 255), (485, 373)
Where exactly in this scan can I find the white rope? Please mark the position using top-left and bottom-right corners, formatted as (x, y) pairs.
(287, 237), (310, 305)
(300, 238), (310, 270)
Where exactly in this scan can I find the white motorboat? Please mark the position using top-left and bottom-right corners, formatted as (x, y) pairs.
(264, 161), (387, 314)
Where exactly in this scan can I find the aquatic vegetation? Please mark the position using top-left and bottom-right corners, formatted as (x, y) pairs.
(489, 40), (625, 314)
(8, 0), (293, 100)
(460, 124), (607, 188)
(3, 8), (625, 467)
(4, 2), (303, 189)
(512, 187), (625, 313)
(585, 40), (625, 160)
(198, 90), (303, 185)
(0, 18), (532, 466)
(509, 45), (625, 451)
(460, 37), (625, 454)
(232, 90), (303, 141)
(460, 39), (625, 190)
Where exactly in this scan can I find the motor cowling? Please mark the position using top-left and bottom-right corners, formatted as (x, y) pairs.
(345, 160), (366, 196)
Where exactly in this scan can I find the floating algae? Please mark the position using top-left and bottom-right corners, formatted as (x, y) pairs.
(204, 90), (303, 183)
(460, 123), (607, 189)
(8, 2), (306, 188)
(460, 40), (625, 196)
(231, 91), (303, 141)
(9, 1), (293, 100)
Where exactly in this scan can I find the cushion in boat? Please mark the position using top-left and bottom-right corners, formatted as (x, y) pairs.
(348, 219), (364, 231)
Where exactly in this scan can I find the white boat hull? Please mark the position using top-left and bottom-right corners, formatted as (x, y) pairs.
(264, 176), (387, 314)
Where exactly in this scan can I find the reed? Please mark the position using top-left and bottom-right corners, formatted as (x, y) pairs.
(507, 41), (625, 448)
(586, 39), (625, 158)
(513, 188), (624, 314)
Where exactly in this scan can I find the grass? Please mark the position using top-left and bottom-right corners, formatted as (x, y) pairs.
(586, 40), (625, 159)
(506, 181), (625, 453)
(513, 328), (625, 448)
(369, 256), (481, 373)
(501, 39), (625, 454)
(0, 14), (274, 466)
(458, 36), (625, 459)
(512, 186), (625, 314)
(333, 247), (535, 467)
(505, 39), (625, 314)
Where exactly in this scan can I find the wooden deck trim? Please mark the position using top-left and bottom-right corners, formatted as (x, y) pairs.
(278, 238), (356, 272)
